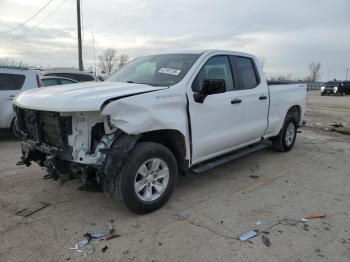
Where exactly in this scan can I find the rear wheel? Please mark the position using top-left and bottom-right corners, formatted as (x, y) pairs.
(271, 115), (297, 152)
(114, 142), (178, 214)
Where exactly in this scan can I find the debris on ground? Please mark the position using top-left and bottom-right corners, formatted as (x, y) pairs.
(303, 212), (327, 220)
(174, 213), (187, 221)
(105, 234), (122, 241)
(329, 122), (343, 128)
(261, 234), (271, 247)
(101, 246), (108, 253)
(256, 220), (263, 226)
(332, 127), (350, 135)
(83, 232), (109, 241)
(71, 221), (121, 256)
(70, 239), (89, 253)
(249, 175), (260, 179)
(15, 201), (50, 217)
(239, 230), (258, 241)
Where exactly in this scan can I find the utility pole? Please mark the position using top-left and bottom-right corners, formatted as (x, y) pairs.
(346, 68), (349, 81)
(92, 32), (96, 78)
(77, 0), (84, 71)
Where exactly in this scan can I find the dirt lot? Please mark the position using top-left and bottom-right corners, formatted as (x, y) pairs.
(1, 90), (350, 262)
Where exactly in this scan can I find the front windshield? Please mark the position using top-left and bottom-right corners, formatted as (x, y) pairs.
(107, 53), (200, 86)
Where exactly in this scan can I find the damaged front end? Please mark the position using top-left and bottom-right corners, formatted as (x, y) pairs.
(14, 106), (138, 189)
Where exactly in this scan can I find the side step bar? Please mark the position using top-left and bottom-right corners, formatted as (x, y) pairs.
(191, 143), (269, 174)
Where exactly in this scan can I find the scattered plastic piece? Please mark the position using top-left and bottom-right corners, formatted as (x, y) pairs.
(262, 234), (271, 247)
(239, 230), (258, 241)
(300, 218), (308, 222)
(329, 122), (343, 128)
(249, 175), (260, 179)
(305, 212), (327, 220)
(105, 234), (122, 241)
(15, 202), (50, 217)
(256, 220), (263, 226)
(84, 232), (109, 240)
(70, 239), (89, 253)
(102, 245), (108, 253)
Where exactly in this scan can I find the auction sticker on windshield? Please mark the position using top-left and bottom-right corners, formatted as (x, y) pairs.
(158, 68), (181, 76)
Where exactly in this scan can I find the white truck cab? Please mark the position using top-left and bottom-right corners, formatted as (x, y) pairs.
(14, 50), (307, 213)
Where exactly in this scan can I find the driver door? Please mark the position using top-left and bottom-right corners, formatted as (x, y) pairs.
(188, 55), (246, 164)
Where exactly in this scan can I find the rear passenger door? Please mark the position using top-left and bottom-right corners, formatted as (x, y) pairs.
(230, 55), (269, 142)
(0, 73), (25, 128)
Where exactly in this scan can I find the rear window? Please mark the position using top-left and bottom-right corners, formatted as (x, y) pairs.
(42, 78), (60, 86)
(234, 56), (259, 89)
(45, 73), (94, 82)
(0, 73), (25, 90)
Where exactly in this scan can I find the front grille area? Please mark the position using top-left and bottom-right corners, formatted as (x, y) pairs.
(15, 107), (72, 149)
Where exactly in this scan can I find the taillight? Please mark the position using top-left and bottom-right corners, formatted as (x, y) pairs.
(37, 75), (44, 87)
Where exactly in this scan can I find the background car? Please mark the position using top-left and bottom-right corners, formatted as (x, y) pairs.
(41, 76), (78, 86)
(41, 69), (96, 82)
(341, 81), (350, 95)
(320, 81), (345, 96)
(0, 67), (94, 136)
(0, 67), (42, 135)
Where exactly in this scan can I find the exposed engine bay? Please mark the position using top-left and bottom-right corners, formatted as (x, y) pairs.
(14, 106), (138, 189)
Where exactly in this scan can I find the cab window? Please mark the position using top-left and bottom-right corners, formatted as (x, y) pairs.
(192, 55), (234, 92)
(233, 56), (259, 89)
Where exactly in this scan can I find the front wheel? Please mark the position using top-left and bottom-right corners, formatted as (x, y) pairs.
(271, 115), (297, 152)
(114, 142), (178, 214)
(321, 92), (325, 96)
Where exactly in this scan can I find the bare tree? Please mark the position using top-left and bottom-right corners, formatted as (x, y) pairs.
(308, 62), (321, 82)
(0, 58), (23, 68)
(118, 54), (129, 69)
(98, 49), (129, 74)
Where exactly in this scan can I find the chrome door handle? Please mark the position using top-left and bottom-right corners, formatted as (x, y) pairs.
(231, 98), (242, 104)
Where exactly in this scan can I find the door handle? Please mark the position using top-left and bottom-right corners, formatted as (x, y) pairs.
(231, 98), (242, 104)
(259, 95), (267, 100)
(7, 95), (15, 101)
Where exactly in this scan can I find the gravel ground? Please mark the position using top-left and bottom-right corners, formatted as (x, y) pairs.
(0, 90), (350, 262)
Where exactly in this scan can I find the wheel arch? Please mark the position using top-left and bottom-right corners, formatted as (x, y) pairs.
(138, 129), (188, 172)
(286, 105), (301, 126)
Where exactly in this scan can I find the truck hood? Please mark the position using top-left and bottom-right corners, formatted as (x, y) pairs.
(14, 81), (166, 112)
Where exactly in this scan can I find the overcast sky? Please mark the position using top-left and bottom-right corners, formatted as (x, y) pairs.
(0, 0), (349, 80)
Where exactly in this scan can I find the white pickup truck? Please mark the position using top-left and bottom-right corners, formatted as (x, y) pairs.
(14, 50), (307, 213)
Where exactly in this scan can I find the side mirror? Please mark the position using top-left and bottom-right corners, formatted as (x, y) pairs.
(193, 79), (226, 103)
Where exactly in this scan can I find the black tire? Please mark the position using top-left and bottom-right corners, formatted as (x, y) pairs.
(271, 115), (297, 152)
(114, 142), (178, 214)
(321, 92), (325, 96)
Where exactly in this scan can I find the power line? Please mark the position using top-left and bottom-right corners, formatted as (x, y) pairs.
(0, 0), (56, 35)
(36, 0), (68, 27)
